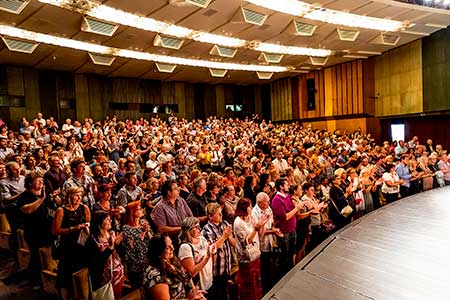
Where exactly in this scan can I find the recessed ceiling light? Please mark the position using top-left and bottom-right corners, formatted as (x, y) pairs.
(245, 0), (407, 31)
(0, 25), (294, 73)
(38, 0), (332, 57)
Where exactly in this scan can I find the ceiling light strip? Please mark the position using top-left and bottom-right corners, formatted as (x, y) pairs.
(38, 0), (332, 57)
(0, 25), (292, 72)
(245, 0), (407, 32)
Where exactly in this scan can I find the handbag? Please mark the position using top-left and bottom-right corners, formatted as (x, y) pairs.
(77, 227), (90, 246)
(329, 195), (353, 219)
(51, 236), (61, 260)
(91, 281), (114, 300)
(244, 242), (260, 262)
(423, 176), (433, 191)
(90, 258), (114, 300)
(340, 205), (353, 218)
(321, 219), (336, 233)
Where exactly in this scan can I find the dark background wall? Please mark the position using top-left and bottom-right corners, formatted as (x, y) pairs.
(0, 65), (263, 128)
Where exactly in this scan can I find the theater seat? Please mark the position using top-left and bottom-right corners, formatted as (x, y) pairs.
(16, 229), (30, 270)
(0, 213), (10, 232)
(39, 246), (58, 295)
(120, 288), (143, 300)
(0, 215), (12, 251)
(72, 268), (90, 300)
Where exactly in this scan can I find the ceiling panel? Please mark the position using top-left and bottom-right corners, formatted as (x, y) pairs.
(177, 0), (241, 32)
(0, 1), (43, 26)
(351, 2), (390, 16)
(0, 44), (56, 66)
(323, 0), (369, 11)
(104, 0), (167, 16)
(107, 59), (154, 78)
(20, 5), (80, 37)
(75, 57), (129, 76)
(0, 0), (449, 83)
(237, 13), (294, 42)
(35, 47), (88, 71)
(149, 2), (199, 24)
(368, 5), (408, 19)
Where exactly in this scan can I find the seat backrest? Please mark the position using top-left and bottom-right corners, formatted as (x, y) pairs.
(16, 229), (29, 249)
(0, 214), (10, 232)
(120, 288), (143, 300)
(39, 246), (58, 272)
(72, 268), (90, 300)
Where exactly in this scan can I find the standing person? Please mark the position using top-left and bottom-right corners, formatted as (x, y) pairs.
(271, 178), (303, 279)
(178, 217), (215, 294)
(201, 203), (235, 300)
(17, 172), (53, 288)
(186, 177), (208, 223)
(381, 164), (404, 203)
(151, 180), (193, 249)
(0, 161), (26, 265)
(251, 192), (283, 294)
(85, 211), (125, 300)
(395, 155), (412, 199)
(121, 202), (153, 288)
(61, 157), (96, 209)
(328, 175), (353, 230)
(44, 155), (69, 207)
(233, 198), (269, 300)
(52, 187), (91, 300)
(142, 235), (206, 300)
(300, 183), (327, 254)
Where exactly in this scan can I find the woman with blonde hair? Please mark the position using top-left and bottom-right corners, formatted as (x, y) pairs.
(178, 217), (215, 293)
(52, 186), (91, 300)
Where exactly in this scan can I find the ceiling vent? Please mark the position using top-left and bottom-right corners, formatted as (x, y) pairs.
(210, 45), (237, 58)
(82, 16), (118, 36)
(241, 7), (267, 26)
(209, 69), (227, 77)
(256, 72), (273, 80)
(153, 34), (184, 50)
(88, 53), (116, 66)
(0, 0), (29, 14)
(155, 62), (177, 73)
(1, 36), (38, 54)
(337, 29), (360, 42)
(309, 56), (329, 66)
(169, 0), (212, 8)
(381, 33), (400, 46)
(258, 52), (283, 63)
(293, 20), (317, 36)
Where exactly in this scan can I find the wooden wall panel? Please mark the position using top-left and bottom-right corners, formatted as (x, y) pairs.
(75, 74), (90, 120)
(24, 68), (40, 121)
(7, 67), (24, 96)
(374, 40), (422, 117)
(270, 78), (292, 121)
(294, 60), (364, 120)
(423, 27), (450, 112)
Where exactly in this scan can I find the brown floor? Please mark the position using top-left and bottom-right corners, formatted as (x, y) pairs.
(0, 249), (58, 300)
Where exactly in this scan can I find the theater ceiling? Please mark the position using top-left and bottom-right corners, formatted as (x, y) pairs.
(0, 0), (450, 84)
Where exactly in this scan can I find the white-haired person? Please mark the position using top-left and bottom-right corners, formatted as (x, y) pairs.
(251, 192), (283, 294)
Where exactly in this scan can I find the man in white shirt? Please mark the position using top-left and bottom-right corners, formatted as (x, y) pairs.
(272, 151), (289, 175)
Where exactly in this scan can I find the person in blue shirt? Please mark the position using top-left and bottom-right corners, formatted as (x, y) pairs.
(395, 154), (412, 199)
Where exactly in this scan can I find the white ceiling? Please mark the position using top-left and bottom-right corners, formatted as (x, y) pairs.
(0, 0), (450, 84)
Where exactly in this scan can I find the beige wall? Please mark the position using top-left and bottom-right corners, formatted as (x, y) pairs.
(374, 40), (423, 117)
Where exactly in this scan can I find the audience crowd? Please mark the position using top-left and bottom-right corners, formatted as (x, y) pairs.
(1, 112), (450, 300)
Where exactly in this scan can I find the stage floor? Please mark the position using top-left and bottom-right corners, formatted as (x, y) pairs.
(264, 186), (450, 300)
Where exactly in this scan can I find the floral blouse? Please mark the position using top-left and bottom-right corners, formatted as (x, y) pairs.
(142, 264), (190, 300)
(122, 224), (151, 274)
